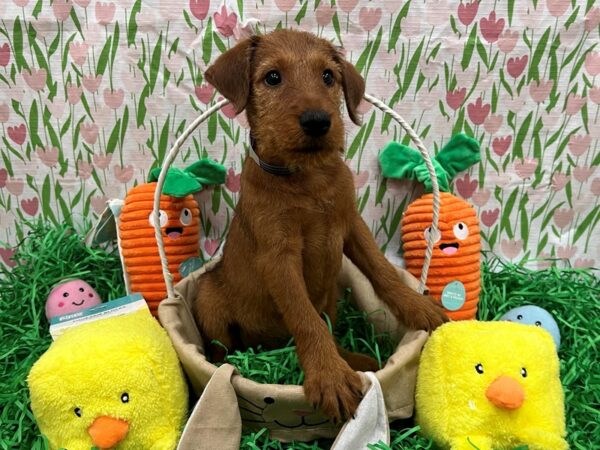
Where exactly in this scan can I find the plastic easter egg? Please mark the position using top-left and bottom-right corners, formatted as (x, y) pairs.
(45, 279), (102, 320)
(499, 305), (561, 349)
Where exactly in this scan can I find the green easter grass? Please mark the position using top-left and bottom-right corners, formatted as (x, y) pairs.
(0, 222), (598, 449)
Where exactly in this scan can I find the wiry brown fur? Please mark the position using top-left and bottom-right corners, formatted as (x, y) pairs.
(196, 29), (447, 422)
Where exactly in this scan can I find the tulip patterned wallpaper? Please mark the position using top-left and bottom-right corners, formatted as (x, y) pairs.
(0, 0), (598, 270)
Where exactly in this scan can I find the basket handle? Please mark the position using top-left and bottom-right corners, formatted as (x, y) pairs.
(151, 95), (439, 299)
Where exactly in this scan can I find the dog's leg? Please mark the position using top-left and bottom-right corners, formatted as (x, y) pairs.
(257, 247), (363, 422)
(344, 214), (448, 331)
(194, 276), (239, 362)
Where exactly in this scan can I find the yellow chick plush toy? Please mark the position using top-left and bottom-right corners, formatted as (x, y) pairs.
(28, 310), (188, 450)
(415, 321), (567, 450)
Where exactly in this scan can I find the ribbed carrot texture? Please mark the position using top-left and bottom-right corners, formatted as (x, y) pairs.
(402, 192), (481, 320)
(119, 182), (200, 316)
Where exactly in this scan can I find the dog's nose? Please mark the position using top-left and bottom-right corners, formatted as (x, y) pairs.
(299, 110), (331, 137)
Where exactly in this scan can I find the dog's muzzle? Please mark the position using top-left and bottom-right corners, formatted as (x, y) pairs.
(299, 110), (331, 137)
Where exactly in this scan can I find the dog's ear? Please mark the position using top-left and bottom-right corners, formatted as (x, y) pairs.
(339, 59), (365, 125)
(205, 36), (259, 113)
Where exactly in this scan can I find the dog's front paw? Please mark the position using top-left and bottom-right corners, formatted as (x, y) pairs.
(397, 292), (449, 331)
(303, 361), (363, 423)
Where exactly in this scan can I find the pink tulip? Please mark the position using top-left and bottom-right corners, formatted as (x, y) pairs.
(36, 146), (59, 168)
(551, 173), (569, 191)
(467, 97), (490, 125)
(480, 11), (504, 44)
(195, 84), (214, 104)
(7, 124), (26, 145)
(0, 247), (16, 268)
(93, 152), (112, 169)
(114, 164), (134, 183)
(96, 2), (116, 25)
(316, 3), (336, 26)
(514, 158), (538, 179)
(497, 29), (519, 53)
(481, 208), (499, 227)
(80, 123), (99, 145)
(13, 0), (30, 7)
(53, 0), (73, 22)
(225, 167), (241, 193)
(69, 42), (88, 65)
(82, 74), (102, 93)
(0, 103), (9, 123)
(584, 7), (600, 32)
(0, 169), (6, 188)
(446, 88), (466, 110)
(22, 68), (47, 91)
(584, 51), (600, 77)
(45, 98), (65, 120)
(507, 55), (528, 78)
(574, 258), (595, 268)
(204, 238), (220, 256)
(483, 113), (503, 134)
(75, 0), (91, 7)
(6, 178), (25, 196)
(557, 245), (577, 259)
(104, 88), (124, 109)
(189, 0), (209, 20)
(358, 7), (382, 32)
(220, 100), (237, 119)
(568, 134), (591, 157)
(501, 238), (523, 259)
(573, 166), (596, 183)
(338, 0), (359, 14)
(91, 195), (109, 214)
(590, 86), (600, 105)
(458, 1), (479, 26)
(565, 93), (586, 115)
(471, 188), (490, 207)
(214, 5), (237, 37)
(0, 43), (11, 67)
(546, 0), (569, 17)
(590, 178), (600, 196)
(67, 83), (83, 105)
(553, 208), (574, 228)
(21, 197), (39, 216)
(77, 160), (93, 179)
(455, 173), (477, 199)
(529, 79), (553, 103)
(353, 170), (369, 189)
(492, 135), (512, 156)
(274, 0), (296, 12)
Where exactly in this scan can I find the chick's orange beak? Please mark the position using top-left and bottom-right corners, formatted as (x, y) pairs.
(88, 416), (129, 449)
(485, 375), (525, 410)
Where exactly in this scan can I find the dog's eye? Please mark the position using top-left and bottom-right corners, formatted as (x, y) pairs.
(265, 70), (281, 86)
(322, 69), (334, 86)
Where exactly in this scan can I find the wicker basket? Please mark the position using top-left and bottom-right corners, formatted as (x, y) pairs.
(153, 94), (442, 448)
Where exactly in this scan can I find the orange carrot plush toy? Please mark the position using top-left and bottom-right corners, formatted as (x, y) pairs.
(119, 160), (225, 315)
(379, 134), (481, 320)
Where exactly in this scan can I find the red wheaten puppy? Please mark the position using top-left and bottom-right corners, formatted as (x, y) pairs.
(195, 29), (447, 422)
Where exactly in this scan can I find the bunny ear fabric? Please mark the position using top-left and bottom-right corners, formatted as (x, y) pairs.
(379, 142), (451, 193)
(148, 159), (227, 198)
(435, 134), (481, 181)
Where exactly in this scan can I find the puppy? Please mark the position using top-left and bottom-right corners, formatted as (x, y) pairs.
(195, 29), (447, 422)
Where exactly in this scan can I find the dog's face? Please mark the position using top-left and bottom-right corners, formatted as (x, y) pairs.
(205, 30), (365, 166)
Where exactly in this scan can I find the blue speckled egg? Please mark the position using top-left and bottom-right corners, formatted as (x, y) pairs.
(499, 305), (561, 349)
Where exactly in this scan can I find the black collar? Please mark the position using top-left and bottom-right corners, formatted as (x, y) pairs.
(247, 133), (293, 176)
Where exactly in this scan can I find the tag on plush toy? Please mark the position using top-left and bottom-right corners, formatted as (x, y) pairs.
(49, 293), (150, 340)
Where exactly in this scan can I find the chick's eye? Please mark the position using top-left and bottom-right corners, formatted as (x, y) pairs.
(516, 314), (523, 320)
(535, 321), (542, 326)
(121, 393), (129, 403)
(322, 69), (334, 86)
(521, 368), (528, 378)
(74, 407), (82, 417)
(475, 363), (484, 374)
(265, 70), (281, 86)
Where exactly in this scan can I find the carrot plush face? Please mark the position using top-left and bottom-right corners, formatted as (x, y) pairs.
(118, 160), (226, 315)
(380, 134), (482, 320)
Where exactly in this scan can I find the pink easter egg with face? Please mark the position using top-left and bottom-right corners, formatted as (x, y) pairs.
(45, 279), (102, 320)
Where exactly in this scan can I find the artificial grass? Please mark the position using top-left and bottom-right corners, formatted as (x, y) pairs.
(0, 222), (598, 449)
